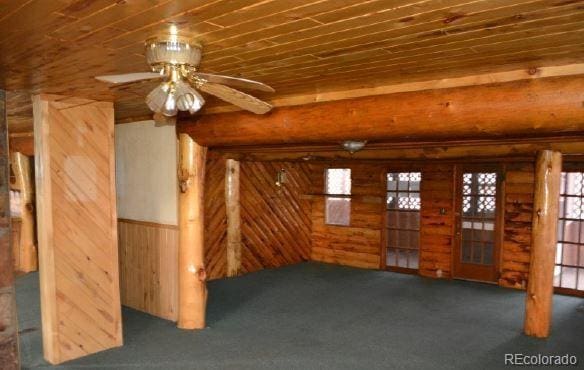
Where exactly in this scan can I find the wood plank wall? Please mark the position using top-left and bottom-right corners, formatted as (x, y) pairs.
(118, 219), (178, 321)
(240, 162), (312, 273)
(117, 157), (313, 321)
(33, 95), (122, 364)
(309, 163), (384, 269)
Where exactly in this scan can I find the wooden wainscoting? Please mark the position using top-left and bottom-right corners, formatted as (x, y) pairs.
(118, 219), (179, 321)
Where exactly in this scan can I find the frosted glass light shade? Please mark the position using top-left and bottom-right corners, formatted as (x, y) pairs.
(146, 83), (170, 113)
(145, 36), (202, 67)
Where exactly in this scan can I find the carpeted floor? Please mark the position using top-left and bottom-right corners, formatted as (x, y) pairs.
(15, 262), (584, 369)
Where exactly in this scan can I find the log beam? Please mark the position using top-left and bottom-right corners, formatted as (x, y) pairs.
(11, 152), (37, 272)
(524, 150), (562, 338)
(180, 76), (584, 147)
(0, 90), (19, 369)
(225, 159), (242, 277)
(177, 133), (208, 329)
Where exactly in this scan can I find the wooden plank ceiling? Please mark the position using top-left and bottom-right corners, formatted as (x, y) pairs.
(1, 0), (583, 135)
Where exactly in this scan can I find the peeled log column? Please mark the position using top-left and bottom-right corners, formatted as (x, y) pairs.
(524, 150), (562, 338)
(225, 159), (241, 277)
(0, 90), (19, 368)
(178, 133), (208, 329)
(11, 152), (37, 272)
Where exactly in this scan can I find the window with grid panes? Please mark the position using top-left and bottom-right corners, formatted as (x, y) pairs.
(325, 169), (351, 226)
(386, 172), (421, 270)
(555, 172), (584, 292)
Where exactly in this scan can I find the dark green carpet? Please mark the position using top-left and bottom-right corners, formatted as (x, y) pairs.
(15, 262), (584, 369)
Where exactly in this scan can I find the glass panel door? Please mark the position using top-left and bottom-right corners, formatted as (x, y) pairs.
(386, 172), (421, 271)
(454, 168), (501, 282)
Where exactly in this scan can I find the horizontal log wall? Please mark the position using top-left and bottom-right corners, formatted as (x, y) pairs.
(309, 163), (385, 269)
(500, 163), (535, 289)
(419, 165), (455, 279)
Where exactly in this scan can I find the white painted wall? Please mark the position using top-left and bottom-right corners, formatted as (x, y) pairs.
(115, 120), (178, 225)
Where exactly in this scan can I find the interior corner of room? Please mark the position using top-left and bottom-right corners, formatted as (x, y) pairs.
(1, 1), (584, 368)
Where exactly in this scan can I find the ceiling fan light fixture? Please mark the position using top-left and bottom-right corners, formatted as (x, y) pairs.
(161, 89), (178, 117)
(145, 36), (202, 69)
(146, 82), (170, 113)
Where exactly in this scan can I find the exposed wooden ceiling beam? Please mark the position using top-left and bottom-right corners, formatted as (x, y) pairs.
(179, 75), (584, 147)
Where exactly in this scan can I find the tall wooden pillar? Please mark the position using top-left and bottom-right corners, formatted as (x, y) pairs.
(225, 159), (241, 277)
(177, 133), (207, 329)
(34, 95), (122, 364)
(0, 91), (19, 369)
(11, 152), (37, 272)
(524, 150), (562, 338)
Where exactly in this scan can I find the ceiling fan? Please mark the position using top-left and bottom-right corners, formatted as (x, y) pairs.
(95, 32), (274, 123)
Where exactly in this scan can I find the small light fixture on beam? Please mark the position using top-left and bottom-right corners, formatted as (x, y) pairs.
(342, 140), (367, 154)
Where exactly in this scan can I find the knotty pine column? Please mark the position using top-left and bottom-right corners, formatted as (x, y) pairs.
(11, 152), (37, 272)
(524, 150), (562, 338)
(177, 133), (208, 329)
(225, 159), (242, 277)
(0, 90), (19, 369)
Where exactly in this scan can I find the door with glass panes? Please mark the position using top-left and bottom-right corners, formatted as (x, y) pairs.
(453, 167), (502, 282)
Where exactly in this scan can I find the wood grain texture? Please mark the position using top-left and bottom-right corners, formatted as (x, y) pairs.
(177, 134), (207, 330)
(2, 0), (584, 132)
(204, 154), (228, 280)
(500, 163), (535, 289)
(33, 94), (122, 364)
(225, 159), (242, 277)
(310, 163), (384, 269)
(10, 152), (37, 272)
(118, 219), (178, 322)
(182, 76), (584, 147)
(525, 150), (562, 338)
(0, 89), (19, 369)
(419, 165), (456, 279)
(240, 162), (312, 273)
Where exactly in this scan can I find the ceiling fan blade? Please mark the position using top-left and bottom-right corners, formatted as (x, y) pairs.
(153, 112), (176, 126)
(198, 82), (272, 115)
(194, 72), (275, 93)
(95, 72), (162, 84)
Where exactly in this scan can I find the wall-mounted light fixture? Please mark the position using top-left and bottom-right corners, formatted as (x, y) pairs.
(275, 169), (287, 187)
(342, 140), (367, 154)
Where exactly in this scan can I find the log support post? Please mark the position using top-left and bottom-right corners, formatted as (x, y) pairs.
(177, 133), (207, 329)
(524, 150), (562, 338)
(225, 159), (242, 277)
(0, 90), (19, 369)
(11, 152), (37, 272)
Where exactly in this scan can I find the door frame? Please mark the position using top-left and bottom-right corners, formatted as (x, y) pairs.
(452, 164), (505, 283)
(380, 166), (422, 274)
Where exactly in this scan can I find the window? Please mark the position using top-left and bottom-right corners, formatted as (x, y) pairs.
(461, 172), (497, 265)
(386, 172), (421, 270)
(555, 172), (584, 292)
(325, 168), (351, 226)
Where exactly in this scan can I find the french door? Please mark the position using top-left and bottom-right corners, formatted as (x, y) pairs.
(453, 166), (502, 282)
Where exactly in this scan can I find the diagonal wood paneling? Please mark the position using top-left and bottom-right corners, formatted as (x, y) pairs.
(240, 162), (312, 273)
(204, 154), (228, 280)
(34, 94), (122, 364)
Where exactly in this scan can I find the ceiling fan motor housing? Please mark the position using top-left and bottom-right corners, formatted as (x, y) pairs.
(145, 36), (202, 70)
